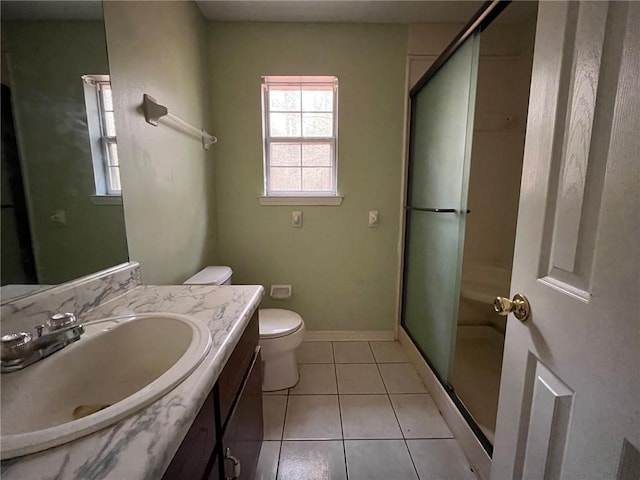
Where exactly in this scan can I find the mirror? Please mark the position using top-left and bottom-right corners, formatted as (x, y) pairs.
(0, 1), (128, 302)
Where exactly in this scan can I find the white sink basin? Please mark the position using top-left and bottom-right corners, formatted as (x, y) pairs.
(1, 313), (212, 459)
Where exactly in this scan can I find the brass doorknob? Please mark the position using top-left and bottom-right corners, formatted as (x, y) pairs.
(493, 293), (531, 321)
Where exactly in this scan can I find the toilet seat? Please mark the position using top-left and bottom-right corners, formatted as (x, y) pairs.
(259, 309), (303, 339)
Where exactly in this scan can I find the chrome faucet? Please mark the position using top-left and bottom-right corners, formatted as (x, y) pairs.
(1, 313), (84, 373)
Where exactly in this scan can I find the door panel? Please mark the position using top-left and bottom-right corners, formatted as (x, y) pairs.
(402, 31), (479, 384)
(519, 356), (574, 480)
(492, 2), (640, 478)
(537, 0), (612, 297)
(403, 209), (465, 381)
(408, 32), (478, 210)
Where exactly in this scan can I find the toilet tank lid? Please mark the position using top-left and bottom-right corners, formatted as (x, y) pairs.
(259, 309), (303, 338)
(184, 266), (232, 285)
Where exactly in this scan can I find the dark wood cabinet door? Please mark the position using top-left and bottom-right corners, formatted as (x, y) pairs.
(219, 349), (263, 480)
(217, 313), (259, 428)
(162, 392), (216, 480)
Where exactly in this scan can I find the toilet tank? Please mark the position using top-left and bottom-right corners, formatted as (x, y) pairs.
(183, 266), (233, 285)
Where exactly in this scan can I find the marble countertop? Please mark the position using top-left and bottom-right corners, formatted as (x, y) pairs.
(1, 284), (264, 480)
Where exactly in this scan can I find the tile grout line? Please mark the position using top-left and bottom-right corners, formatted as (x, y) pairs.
(285, 342), (478, 479)
(273, 380), (291, 479)
(279, 342), (429, 479)
(370, 341), (422, 480)
(333, 341), (350, 480)
(366, 340), (377, 364)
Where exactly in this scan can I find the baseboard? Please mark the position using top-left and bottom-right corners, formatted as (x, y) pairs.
(398, 326), (492, 480)
(304, 330), (395, 342)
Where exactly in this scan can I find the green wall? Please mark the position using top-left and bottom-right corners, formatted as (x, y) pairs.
(2, 21), (128, 284)
(104, 1), (217, 284)
(208, 23), (407, 331)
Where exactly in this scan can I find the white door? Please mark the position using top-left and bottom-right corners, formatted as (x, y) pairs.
(491, 2), (639, 479)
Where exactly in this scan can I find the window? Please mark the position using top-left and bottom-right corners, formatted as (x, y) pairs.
(82, 75), (121, 197)
(261, 76), (338, 198)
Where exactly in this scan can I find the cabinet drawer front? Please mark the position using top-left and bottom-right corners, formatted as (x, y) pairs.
(217, 312), (259, 428)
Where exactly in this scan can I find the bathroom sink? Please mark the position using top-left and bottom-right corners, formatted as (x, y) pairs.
(0, 313), (212, 459)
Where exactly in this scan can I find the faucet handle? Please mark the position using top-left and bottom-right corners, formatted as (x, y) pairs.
(49, 313), (77, 330)
(1, 332), (34, 361)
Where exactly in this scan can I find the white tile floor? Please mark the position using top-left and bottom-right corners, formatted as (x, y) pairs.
(256, 341), (478, 480)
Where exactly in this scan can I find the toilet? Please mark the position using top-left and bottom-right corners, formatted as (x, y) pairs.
(184, 266), (305, 391)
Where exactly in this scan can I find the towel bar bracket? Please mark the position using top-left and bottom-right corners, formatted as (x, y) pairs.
(142, 94), (217, 150)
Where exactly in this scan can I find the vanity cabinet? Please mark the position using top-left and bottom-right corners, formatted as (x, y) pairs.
(161, 390), (218, 479)
(217, 348), (263, 480)
(163, 313), (263, 480)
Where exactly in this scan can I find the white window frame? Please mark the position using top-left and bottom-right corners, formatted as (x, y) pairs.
(261, 76), (341, 204)
(82, 75), (121, 198)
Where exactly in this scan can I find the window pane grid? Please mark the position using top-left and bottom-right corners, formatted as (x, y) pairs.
(269, 110), (333, 114)
(269, 114), (333, 138)
(269, 167), (333, 192)
(266, 138), (335, 192)
(95, 80), (120, 194)
(267, 141), (334, 163)
(106, 142), (120, 167)
(267, 139), (334, 193)
(263, 76), (337, 196)
(271, 166), (333, 170)
(107, 166), (121, 193)
(269, 142), (332, 167)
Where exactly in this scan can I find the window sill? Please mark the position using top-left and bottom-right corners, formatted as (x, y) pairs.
(90, 195), (123, 206)
(258, 195), (344, 206)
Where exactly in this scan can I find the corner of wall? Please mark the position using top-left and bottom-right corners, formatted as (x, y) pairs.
(104, 1), (217, 284)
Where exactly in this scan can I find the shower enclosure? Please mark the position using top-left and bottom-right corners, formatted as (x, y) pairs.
(401, 1), (537, 452)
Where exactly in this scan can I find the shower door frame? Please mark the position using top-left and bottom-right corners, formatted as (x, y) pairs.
(399, 0), (512, 457)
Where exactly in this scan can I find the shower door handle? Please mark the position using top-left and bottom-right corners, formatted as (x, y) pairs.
(493, 293), (531, 321)
(404, 207), (472, 213)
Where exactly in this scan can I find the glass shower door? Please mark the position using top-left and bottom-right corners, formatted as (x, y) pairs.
(402, 31), (479, 384)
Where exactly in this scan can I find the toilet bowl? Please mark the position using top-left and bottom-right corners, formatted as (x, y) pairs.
(259, 308), (305, 391)
(183, 266), (305, 391)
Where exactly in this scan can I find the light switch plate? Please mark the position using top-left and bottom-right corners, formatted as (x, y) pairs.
(292, 210), (303, 227)
(51, 210), (67, 226)
(368, 210), (379, 227)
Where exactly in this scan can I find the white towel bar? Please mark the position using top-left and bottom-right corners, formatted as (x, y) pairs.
(142, 94), (217, 150)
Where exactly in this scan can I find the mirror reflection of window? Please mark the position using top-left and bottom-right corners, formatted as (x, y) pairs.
(0, 9), (129, 294)
(82, 75), (121, 196)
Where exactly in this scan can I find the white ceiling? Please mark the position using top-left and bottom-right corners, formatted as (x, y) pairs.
(0, 0), (537, 24)
(196, 1), (483, 23)
(196, 1), (538, 24)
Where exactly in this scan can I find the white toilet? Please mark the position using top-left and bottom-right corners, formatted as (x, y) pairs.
(184, 266), (305, 391)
